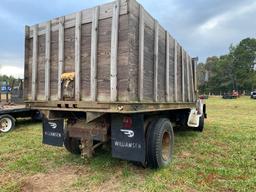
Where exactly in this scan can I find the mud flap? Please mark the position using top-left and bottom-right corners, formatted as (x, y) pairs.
(42, 118), (64, 147)
(111, 114), (145, 163)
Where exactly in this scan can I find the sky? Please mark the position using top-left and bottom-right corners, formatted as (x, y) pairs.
(0, 0), (255, 78)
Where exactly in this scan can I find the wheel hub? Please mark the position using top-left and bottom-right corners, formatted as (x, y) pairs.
(162, 131), (171, 161)
(0, 118), (12, 132)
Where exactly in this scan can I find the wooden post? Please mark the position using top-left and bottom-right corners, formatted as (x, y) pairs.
(90, 6), (99, 102)
(58, 17), (64, 100)
(75, 12), (81, 101)
(32, 25), (38, 101)
(189, 57), (195, 101)
(154, 21), (159, 102)
(24, 25), (30, 100)
(181, 48), (185, 102)
(174, 40), (178, 102)
(138, 5), (144, 102)
(186, 54), (191, 102)
(165, 32), (170, 102)
(45, 21), (51, 101)
(110, 0), (120, 102)
(193, 58), (198, 100)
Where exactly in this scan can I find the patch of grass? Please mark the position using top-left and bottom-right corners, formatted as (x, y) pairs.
(0, 96), (256, 192)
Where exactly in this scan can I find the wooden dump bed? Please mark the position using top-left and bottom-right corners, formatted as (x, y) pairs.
(24, 0), (197, 112)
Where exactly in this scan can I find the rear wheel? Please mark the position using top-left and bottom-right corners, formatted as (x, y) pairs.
(64, 132), (81, 154)
(0, 115), (15, 133)
(146, 118), (174, 168)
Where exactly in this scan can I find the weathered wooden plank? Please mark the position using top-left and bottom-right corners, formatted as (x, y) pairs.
(80, 23), (92, 101)
(186, 54), (191, 102)
(58, 17), (64, 100)
(168, 35), (175, 102)
(24, 26), (30, 100)
(37, 34), (46, 100)
(90, 6), (99, 101)
(174, 40), (178, 102)
(97, 18), (111, 102)
(75, 12), (81, 101)
(138, 5), (144, 101)
(158, 25), (166, 102)
(166, 32), (170, 102)
(45, 21), (51, 100)
(50, 30), (59, 100)
(116, 15), (129, 101)
(188, 56), (194, 101)
(192, 58), (197, 100)
(110, 0), (120, 102)
(143, 10), (154, 101)
(181, 48), (185, 102)
(154, 21), (159, 102)
(32, 25), (38, 101)
(138, 5), (145, 101)
(127, 0), (139, 101)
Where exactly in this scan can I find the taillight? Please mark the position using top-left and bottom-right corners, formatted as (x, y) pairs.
(123, 116), (132, 129)
(199, 95), (205, 99)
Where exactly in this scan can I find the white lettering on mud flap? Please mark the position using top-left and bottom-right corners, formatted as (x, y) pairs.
(44, 131), (62, 138)
(114, 141), (142, 149)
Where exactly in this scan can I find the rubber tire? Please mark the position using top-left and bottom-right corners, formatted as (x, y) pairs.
(146, 118), (174, 168)
(194, 115), (204, 132)
(63, 132), (81, 155)
(0, 115), (15, 133)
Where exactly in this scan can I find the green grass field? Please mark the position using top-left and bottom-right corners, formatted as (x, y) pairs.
(0, 97), (255, 192)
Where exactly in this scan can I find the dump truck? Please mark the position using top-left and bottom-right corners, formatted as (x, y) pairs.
(24, 0), (206, 168)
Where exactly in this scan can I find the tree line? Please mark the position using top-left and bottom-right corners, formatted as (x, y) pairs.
(197, 38), (256, 95)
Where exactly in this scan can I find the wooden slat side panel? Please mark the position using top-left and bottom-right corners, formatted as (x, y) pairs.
(143, 11), (154, 101)
(165, 33), (170, 102)
(45, 22), (51, 101)
(117, 14), (129, 101)
(157, 25), (166, 102)
(189, 57), (195, 102)
(58, 17), (65, 100)
(176, 44), (182, 102)
(24, 26), (30, 100)
(169, 35), (175, 102)
(97, 18), (112, 102)
(64, 27), (75, 72)
(27, 39), (33, 100)
(81, 23), (92, 101)
(192, 58), (197, 100)
(186, 52), (190, 102)
(37, 35), (46, 101)
(153, 21), (159, 102)
(50, 31), (59, 100)
(181, 49), (185, 102)
(75, 12), (82, 101)
(31, 26), (38, 101)
(90, 7), (99, 101)
(110, 0), (120, 102)
(183, 50), (188, 102)
(128, 0), (140, 101)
